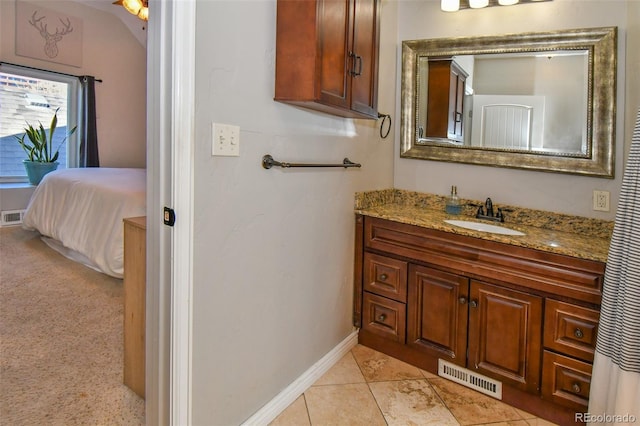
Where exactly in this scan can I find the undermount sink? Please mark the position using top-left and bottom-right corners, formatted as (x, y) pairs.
(444, 219), (526, 236)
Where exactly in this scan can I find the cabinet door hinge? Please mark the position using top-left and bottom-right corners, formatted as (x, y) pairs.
(163, 207), (176, 227)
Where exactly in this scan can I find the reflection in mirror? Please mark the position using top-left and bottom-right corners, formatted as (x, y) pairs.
(417, 51), (589, 155)
(401, 27), (617, 177)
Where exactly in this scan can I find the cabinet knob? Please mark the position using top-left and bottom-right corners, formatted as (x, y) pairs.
(574, 328), (584, 339)
(379, 273), (388, 281)
(459, 297), (467, 304)
(378, 313), (387, 322)
(469, 300), (478, 308)
(572, 383), (582, 394)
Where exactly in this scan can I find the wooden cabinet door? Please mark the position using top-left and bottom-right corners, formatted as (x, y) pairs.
(426, 60), (467, 142)
(426, 61), (451, 138)
(407, 264), (469, 366)
(468, 280), (543, 393)
(449, 66), (466, 141)
(317, 0), (379, 116)
(275, 0), (379, 119)
(317, 0), (351, 110)
(350, 0), (379, 117)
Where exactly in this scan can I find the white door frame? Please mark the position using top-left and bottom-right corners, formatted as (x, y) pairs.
(146, 0), (195, 424)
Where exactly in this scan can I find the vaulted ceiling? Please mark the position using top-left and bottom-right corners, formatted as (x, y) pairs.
(76, 0), (147, 47)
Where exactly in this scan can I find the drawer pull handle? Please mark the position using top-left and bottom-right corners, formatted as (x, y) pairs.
(469, 300), (478, 308)
(572, 383), (582, 394)
(459, 297), (467, 304)
(378, 313), (387, 322)
(379, 273), (388, 281)
(574, 328), (584, 339)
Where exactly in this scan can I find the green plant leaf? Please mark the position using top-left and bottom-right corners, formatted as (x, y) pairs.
(17, 108), (69, 163)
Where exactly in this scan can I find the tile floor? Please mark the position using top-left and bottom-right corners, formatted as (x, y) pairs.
(270, 344), (559, 426)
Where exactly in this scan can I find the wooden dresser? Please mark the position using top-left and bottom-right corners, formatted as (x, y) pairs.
(123, 216), (146, 398)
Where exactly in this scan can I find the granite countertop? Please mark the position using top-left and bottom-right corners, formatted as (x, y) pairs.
(355, 189), (613, 263)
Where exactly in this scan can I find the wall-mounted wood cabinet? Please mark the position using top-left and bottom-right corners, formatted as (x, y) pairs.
(425, 59), (467, 142)
(274, 0), (381, 119)
(354, 215), (605, 424)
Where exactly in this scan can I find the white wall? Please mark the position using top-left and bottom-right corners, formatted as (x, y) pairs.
(395, 0), (632, 221)
(0, 0), (147, 168)
(190, 1), (397, 424)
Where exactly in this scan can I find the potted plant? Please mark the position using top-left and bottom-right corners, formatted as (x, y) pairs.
(15, 107), (76, 185)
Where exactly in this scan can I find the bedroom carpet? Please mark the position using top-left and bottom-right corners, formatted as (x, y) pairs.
(0, 226), (145, 425)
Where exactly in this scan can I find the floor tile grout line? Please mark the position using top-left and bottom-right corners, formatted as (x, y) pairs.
(351, 346), (465, 425)
(364, 381), (391, 426)
(350, 348), (390, 425)
(301, 393), (312, 426)
(421, 377), (465, 425)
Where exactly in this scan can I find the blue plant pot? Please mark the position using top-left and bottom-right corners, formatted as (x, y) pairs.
(23, 160), (59, 185)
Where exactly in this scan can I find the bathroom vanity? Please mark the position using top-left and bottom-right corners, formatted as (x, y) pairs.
(353, 190), (611, 424)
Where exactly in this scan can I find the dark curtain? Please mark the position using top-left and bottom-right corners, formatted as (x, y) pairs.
(79, 76), (100, 167)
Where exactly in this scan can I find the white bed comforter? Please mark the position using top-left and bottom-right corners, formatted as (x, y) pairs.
(22, 168), (146, 278)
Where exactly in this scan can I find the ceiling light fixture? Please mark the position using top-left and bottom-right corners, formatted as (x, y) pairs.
(441, 0), (461, 12)
(442, 0), (552, 12)
(113, 0), (148, 21)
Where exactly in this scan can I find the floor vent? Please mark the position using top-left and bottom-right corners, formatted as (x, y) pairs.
(1, 209), (26, 227)
(438, 359), (502, 399)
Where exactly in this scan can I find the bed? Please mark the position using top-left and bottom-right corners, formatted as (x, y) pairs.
(22, 168), (146, 278)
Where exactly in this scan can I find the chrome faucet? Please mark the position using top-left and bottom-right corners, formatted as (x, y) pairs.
(475, 197), (508, 222)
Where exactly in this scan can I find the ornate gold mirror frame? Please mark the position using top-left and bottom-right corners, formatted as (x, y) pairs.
(400, 27), (617, 178)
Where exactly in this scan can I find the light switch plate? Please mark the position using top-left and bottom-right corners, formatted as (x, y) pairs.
(212, 123), (240, 156)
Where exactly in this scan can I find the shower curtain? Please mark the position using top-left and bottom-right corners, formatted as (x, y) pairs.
(588, 109), (640, 424)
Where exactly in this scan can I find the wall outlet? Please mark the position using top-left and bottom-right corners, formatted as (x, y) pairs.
(212, 123), (240, 156)
(593, 190), (610, 212)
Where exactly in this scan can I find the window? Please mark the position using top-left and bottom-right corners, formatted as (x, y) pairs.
(0, 64), (79, 183)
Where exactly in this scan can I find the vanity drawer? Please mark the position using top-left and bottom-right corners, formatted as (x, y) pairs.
(362, 292), (406, 343)
(542, 350), (592, 410)
(364, 216), (604, 304)
(544, 299), (599, 362)
(364, 252), (408, 303)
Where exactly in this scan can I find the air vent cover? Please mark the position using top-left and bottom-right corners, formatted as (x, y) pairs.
(438, 359), (502, 399)
(1, 209), (26, 226)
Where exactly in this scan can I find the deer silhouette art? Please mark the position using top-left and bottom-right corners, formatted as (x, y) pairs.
(28, 11), (73, 58)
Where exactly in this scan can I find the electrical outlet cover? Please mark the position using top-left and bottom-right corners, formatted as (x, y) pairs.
(593, 190), (610, 212)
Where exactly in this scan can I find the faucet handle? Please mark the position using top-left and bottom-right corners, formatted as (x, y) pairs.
(496, 207), (514, 222)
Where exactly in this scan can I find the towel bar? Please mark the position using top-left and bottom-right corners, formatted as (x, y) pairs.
(262, 154), (361, 169)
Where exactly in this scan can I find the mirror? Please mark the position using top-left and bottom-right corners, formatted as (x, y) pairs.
(400, 27), (617, 178)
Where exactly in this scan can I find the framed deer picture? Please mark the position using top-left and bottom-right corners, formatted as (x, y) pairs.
(15, 0), (83, 67)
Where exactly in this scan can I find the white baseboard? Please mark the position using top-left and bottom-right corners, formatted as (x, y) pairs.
(241, 329), (359, 426)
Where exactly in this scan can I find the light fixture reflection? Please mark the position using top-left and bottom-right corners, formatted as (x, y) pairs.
(469, 0), (489, 7)
(442, 0), (550, 12)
